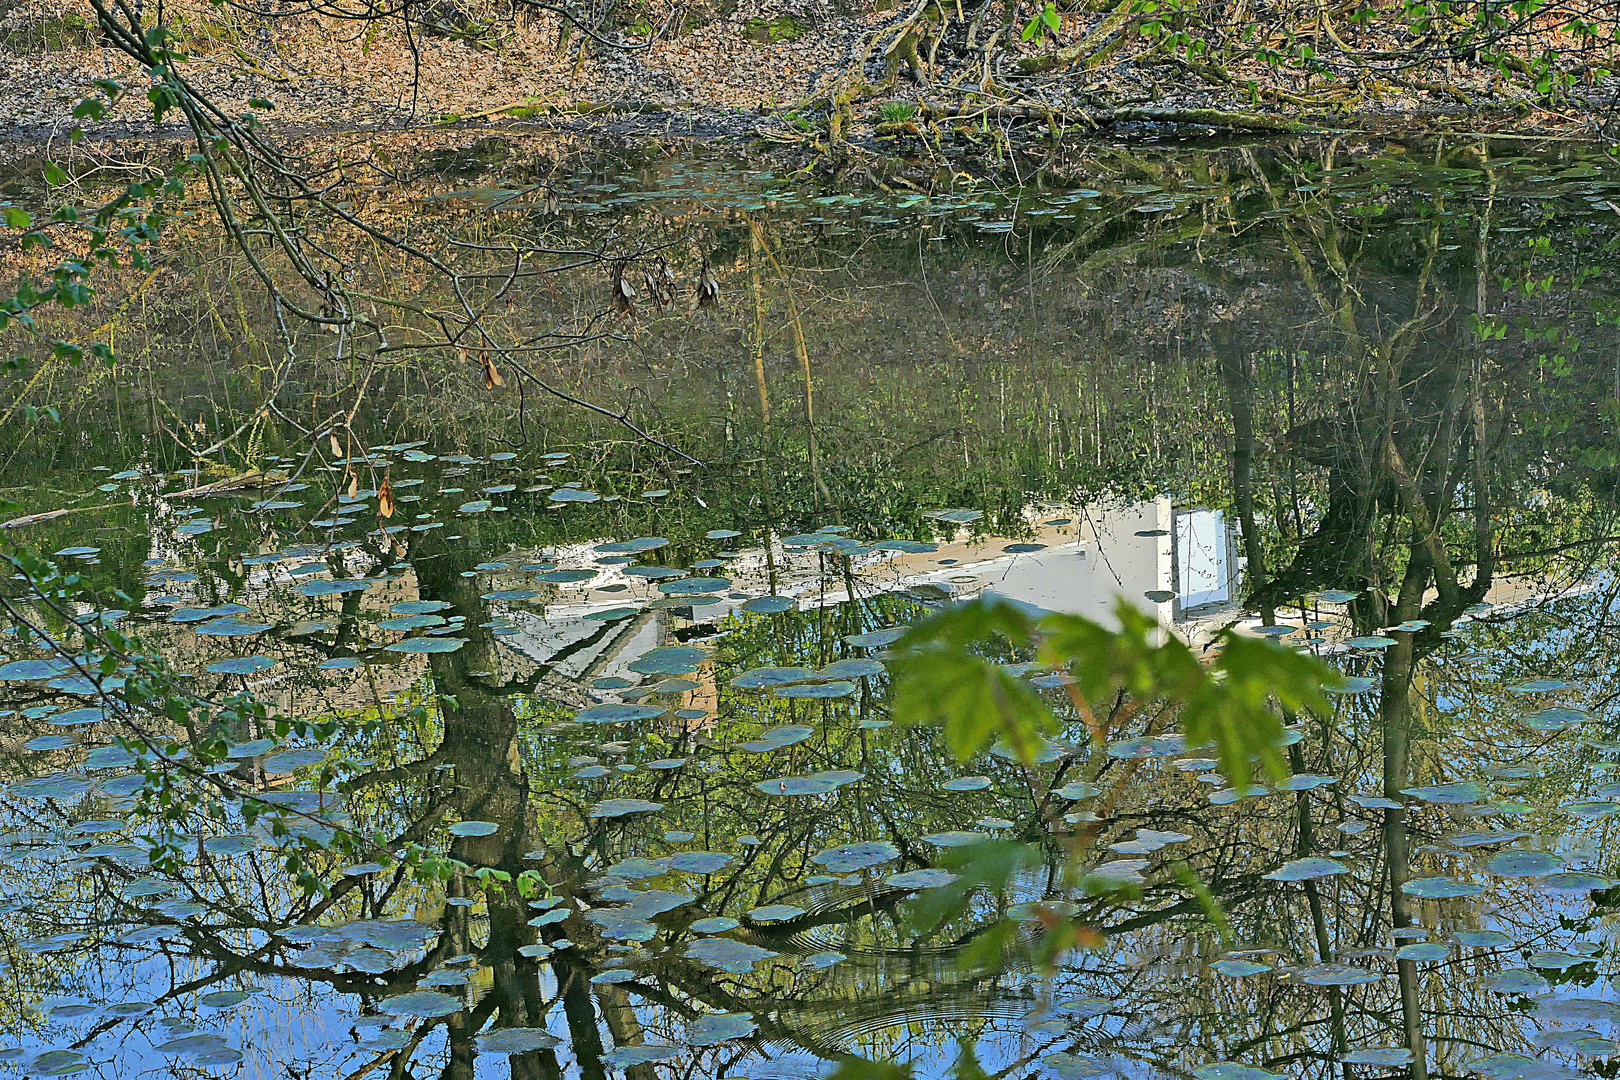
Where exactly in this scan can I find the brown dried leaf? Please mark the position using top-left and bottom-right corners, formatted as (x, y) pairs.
(378, 475), (396, 518)
(482, 351), (504, 390)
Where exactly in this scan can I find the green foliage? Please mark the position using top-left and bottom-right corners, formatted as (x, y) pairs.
(894, 598), (1337, 791)
(1020, 1), (1060, 42)
(892, 600), (1051, 763)
(743, 15), (806, 42)
(878, 101), (920, 122)
(0, 11), (96, 52)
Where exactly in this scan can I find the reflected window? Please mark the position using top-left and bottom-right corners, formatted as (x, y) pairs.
(1174, 509), (1232, 610)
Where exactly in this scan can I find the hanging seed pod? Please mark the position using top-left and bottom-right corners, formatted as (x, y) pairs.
(612, 262), (636, 314)
(696, 258), (721, 310)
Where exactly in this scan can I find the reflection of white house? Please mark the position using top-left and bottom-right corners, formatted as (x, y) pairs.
(909, 499), (1242, 640)
(489, 499), (1245, 676)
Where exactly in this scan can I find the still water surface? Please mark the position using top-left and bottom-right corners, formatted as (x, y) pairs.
(2, 135), (1620, 1080)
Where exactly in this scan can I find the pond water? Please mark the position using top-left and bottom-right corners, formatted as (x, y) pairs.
(3, 134), (1620, 1080)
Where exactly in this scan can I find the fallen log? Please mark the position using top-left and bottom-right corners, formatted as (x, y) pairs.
(916, 101), (1324, 133)
(1, 502), (126, 530)
(164, 470), (289, 499)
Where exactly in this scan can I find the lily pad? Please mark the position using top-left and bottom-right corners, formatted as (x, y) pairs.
(810, 840), (899, 872)
(477, 1029), (561, 1053)
(687, 1012), (758, 1046)
(385, 637), (467, 654)
(1486, 851), (1563, 877)
(1402, 877), (1484, 899)
(772, 680), (857, 699)
(658, 577), (732, 595)
(627, 646), (706, 675)
(381, 990), (463, 1017)
(1264, 857), (1350, 882)
(206, 656), (278, 675)
(685, 939), (775, 973)
(588, 799), (664, 818)
(448, 821), (498, 837)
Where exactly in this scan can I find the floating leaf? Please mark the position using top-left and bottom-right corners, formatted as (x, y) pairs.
(1510, 679), (1575, 693)
(195, 618), (275, 636)
(1485, 969), (1550, 995)
(385, 637), (467, 654)
(588, 799), (664, 818)
(1297, 963), (1382, 986)
(1264, 857), (1349, 882)
(206, 656), (278, 675)
(448, 821), (498, 837)
(1403, 782), (1488, 805)
(1343, 1049), (1413, 1066)
(845, 628), (905, 648)
(597, 537), (671, 553)
(772, 681), (856, 699)
(732, 667), (817, 689)
(756, 770), (863, 796)
(576, 703), (665, 724)
(1486, 851), (1563, 877)
(628, 646), (706, 675)
(1194, 1064), (1286, 1080)
(736, 724), (814, 752)
(381, 990), (463, 1017)
(1402, 877), (1484, 899)
(537, 569), (596, 583)
(600, 1045), (680, 1069)
(685, 939), (775, 973)
(886, 868), (958, 889)
(686, 1012), (757, 1045)
(658, 577), (731, 595)
(477, 1029), (561, 1053)
(1395, 942), (1448, 962)
(819, 658), (885, 679)
(810, 840), (899, 872)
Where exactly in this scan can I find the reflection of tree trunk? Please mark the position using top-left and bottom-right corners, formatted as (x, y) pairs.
(1212, 322), (1273, 622)
(750, 217), (832, 508)
(559, 960), (609, 1080)
(748, 225), (771, 422)
(596, 982), (661, 1080)
(1289, 741), (1348, 1077)
(1380, 561), (1428, 1080)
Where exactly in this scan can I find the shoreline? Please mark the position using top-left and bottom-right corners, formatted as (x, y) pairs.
(1, 1), (1614, 150)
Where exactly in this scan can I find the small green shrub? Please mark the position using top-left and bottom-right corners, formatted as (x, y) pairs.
(0, 12), (97, 52)
(742, 15), (805, 43)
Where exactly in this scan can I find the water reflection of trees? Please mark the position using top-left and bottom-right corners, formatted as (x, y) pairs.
(4, 137), (1620, 1079)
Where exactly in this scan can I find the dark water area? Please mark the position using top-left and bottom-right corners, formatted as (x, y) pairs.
(2, 133), (1620, 1080)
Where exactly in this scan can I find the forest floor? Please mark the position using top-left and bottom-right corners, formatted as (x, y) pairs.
(0, 0), (1614, 144)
